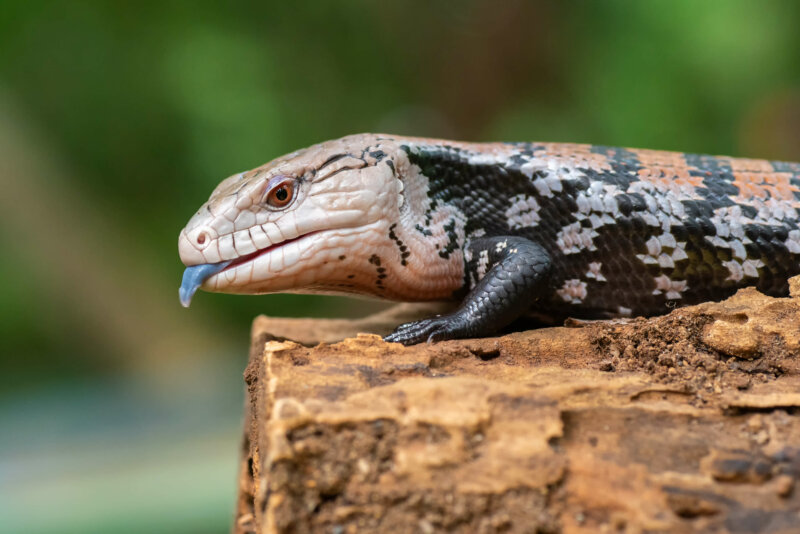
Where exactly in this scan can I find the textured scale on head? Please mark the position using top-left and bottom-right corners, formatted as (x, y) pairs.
(179, 133), (800, 345)
(177, 134), (470, 308)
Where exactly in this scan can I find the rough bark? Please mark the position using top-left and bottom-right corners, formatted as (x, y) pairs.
(235, 281), (800, 534)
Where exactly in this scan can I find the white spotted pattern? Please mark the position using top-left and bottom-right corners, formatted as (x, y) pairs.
(477, 249), (490, 279)
(518, 162), (570, 198)
(557, 279), (588, 304)
(786, 230), (800, 253)
(556, 222), (598, 255)
(652, 275), (688, 300)
(636, 232), (688, 268)
(573, 182), (621, 230)
(708, 200), (798, 281)
(722, 259), (766, 282)
(505, 194), (541, 229)
(585, 262), (606, 282)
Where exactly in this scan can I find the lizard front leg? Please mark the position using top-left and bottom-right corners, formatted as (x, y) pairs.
(385, 236), (553, 345)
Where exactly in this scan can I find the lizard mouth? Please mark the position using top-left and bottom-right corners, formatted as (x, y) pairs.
(179, 230), (320, 307)
(222, 230), (321, 272)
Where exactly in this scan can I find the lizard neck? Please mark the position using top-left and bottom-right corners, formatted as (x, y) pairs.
(301, 137), (607, 303)
(368, 144), (471, 302)
(381, 139), (536, 302)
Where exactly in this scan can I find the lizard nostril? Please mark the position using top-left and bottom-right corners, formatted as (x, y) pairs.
(196, 232), (208, 246)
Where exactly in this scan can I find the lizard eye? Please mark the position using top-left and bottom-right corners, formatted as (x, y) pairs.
(264, 176), (296, 209)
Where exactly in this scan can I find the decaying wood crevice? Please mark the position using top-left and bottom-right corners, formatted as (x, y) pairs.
(235, 281), (800, 534)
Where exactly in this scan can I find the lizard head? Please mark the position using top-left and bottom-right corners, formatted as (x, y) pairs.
(177, 134), (406, 306)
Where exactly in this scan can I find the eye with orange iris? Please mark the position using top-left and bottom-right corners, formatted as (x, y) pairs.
(264, 177), (296, 209)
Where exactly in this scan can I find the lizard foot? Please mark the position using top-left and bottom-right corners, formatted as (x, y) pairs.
(384, 313), (469, 346)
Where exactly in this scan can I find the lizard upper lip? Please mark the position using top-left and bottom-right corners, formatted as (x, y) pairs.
(221, 230), (321, 272)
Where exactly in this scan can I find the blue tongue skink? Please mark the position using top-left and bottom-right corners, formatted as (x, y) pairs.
(177, 133), (800, 345)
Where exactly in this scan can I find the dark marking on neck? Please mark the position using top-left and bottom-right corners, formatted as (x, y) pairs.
(388, 223), (410, 266)
(438, 219), (460, 259)
(369, 254), (386, 289)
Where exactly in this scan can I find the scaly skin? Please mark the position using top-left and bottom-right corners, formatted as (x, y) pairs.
(178, 133), (800, 345)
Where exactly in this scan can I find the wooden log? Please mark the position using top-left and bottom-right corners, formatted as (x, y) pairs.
(235, 281), (800, 533)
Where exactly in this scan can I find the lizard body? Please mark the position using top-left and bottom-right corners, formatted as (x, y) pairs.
(178, 134), (800, 344)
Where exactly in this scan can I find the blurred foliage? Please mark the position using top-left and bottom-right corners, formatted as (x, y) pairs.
(0, 1), (799, 533)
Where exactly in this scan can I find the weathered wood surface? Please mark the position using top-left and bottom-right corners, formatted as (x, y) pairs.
(235, 282), (800, 534)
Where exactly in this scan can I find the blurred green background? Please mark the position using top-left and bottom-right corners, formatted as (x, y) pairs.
(1, 1), (799, 532)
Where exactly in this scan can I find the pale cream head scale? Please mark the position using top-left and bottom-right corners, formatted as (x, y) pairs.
(178, 134), (407, 306)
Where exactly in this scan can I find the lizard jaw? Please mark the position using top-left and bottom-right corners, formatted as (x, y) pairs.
(178, 230), (321, 307)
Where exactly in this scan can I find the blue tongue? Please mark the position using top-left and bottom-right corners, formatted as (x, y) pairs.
(179, 261), (231, 307)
